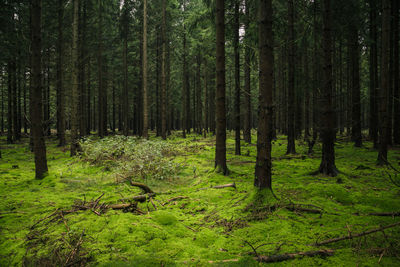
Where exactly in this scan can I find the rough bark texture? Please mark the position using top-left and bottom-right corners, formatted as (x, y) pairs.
(286, 0), (296, 154)
(70, 0), (80, 156)
(161, 0), (167, 140)
(369, 0), (378, 148)
(350, 26), (362, 147)
(234, 0), (241, 155)
(31, 0), (48, 179)
(378, 0), (390, 165)
(122, 2), (129, 136)
(393, 0), (400, 144)
(215, 0), (228, 175)
(243, 0), (251, 144)
(142, 0), (148, 139)
(319, 0), (338, 176)
(56, 0), (66, 146)
(254, 0), (273, 189)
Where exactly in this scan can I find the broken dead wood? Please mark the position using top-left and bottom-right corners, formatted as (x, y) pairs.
(199, 183), (236, 190)
(208, 259), (239, 264)
(256, 249), (334, 263)
(285, 204), (322, 214)
(314, 222), (400, 246)
(162, 196), (189, 206)
(368, 212), (400, 217)
(120, 193), (156, 202)
(149, 197), (157, 210)
(129, 180), (154, 193)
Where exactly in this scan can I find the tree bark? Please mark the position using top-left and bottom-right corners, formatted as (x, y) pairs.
(378, 0), (390, 165)
(56, 0), (66, 146)
(234, 0), (241, 155)
(31, 0), (48, 179)
(350, 26), (362, 147)
(286, 0), (296, 154)
(319, 0), (338, 176)
(393, 0), (400, 144)
(215, 0), (228, 175)
(70, 0), (80, 156)
(255, 0), (273, 189)
(142, 0), (148, 139)
(243, 0), (251, 144)
(161, 0), (167, 140)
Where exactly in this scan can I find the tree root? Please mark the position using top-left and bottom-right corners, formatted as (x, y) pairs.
(129, 179), (154, 193)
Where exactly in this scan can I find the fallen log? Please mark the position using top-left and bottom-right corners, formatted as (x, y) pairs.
(314, 221), (400, 246)
(368, 212), (400, 217)
(257, 249), (334, 263)
(120, 193), (156, 203)
(129, 180), (154, 194)
(199, 183), (236, 190)
(162, 196), (189, 206)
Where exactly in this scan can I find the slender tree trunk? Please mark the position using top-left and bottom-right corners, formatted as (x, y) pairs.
(97, 0), (104, 138)
(350, 26), (362, 147)
(215, 0), (228, 174)
(255, 0), (273, 189)
(378, 0), (391, 164)
(7, 62), (13, 144)
(12, 59), (18, 141)
(286, 0), (296, 154)
(234, 0), (241, 155)
(243, 0), (251, 143)
(31, 0), (48, 179)
(79, 0), (87, 136)
(122, 3), (129, 136)
(393, 0), (400, 144)
(142, 0), (148, 139)
(87, 57), (91, 133)
(196, 53), (202, 135)
(70, 0), (80, 156)
(182, 1), (187, 138)
(161, 0), (167, 139)
(56, 0), (65, 146)
(319, 0), (338, 176)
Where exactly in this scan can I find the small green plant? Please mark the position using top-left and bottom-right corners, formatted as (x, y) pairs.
(79, 136), (181, 181)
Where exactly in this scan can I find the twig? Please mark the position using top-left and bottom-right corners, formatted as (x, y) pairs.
(149, 197), (157, 210)
(162, 196), (188, 206)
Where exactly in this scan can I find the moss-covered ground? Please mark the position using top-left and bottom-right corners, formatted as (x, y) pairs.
(1, 132), (400, 266)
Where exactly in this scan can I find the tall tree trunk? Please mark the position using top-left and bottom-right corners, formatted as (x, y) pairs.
(255, 0), (273, 189)
(319, 0), (338, 176)
(12, 59), (18, 141)
(378, 0), (391, 164)
(142, 0), (148, 139)
(196, 53), (202, 135)
(122, 2), (129, 136)
(70, 0), (80, 156)
(182, 1), (187, 138)
(79, 0), (87, 136)
(87, 57), (91, 133)
(243, 0), (251, 143)
(393, 0), (400, 144)
(97, 0), (104, 137)
(350, 26), (362, 147)
(7, 62), (13, 144)
(286, 0), (296, 154)
(161, 0), (167, 139)
(234, 0), (241, 155)
(56, 0), (65, 146)
(31, 0), (48, 178)
(215, 0), (228, 174)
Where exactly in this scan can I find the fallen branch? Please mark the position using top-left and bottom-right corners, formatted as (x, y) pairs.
(162, 196), (189, 206)
(314, 222), (400, 246)
(199, 183), (236, 190)
(368, 212), (400, 217)
(285, 204), (322, 214)
(120, 193), (156, 202)
(129, 180), (154, 194)
(257, 249), (334, 263)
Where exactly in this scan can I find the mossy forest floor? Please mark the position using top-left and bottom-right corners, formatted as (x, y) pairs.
(1, 132), (400, 266)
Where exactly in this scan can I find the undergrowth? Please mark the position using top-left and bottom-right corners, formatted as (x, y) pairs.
(1, 132), (400, 266)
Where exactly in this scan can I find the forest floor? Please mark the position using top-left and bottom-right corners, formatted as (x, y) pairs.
(1, 132), (400, 266)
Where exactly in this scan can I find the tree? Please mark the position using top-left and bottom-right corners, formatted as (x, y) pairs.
(318, 0), (338, 176)
(56, 0), (66, 146)
(31, 0), (48, 179)
(255, 0), (273, 189)
(234, 0), (241, 155)
(121, 0), (129, 136)
(142, 0), (149, 139)
(243, 0), (251, 144)
(161, 0), (167, 140)
(377, 0), (390, 165)
(286, 0), (296, 154)
(369, 0), (378, 148)
(215, 0), (227, 174)
(70, 0), (80, 156)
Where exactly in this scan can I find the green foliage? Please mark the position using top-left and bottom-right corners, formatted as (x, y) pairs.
(80, 136), (181, 181)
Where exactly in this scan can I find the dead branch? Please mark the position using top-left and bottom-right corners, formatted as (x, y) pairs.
(314, 222), (400, 246)
(149, 197), (157, 210)
(120, 193), (156, 202)
(368, 212), (400, 217)
(129, 180), (154, 193)
(162, 196), (189, 206)
(285, 204), (322, 214)
(257, 249), (334, 263)
(199, 183), (236, 190)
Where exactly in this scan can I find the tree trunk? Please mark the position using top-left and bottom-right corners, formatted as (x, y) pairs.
(393, 0), (400, 144)
(255, 0), (273, 189)
(234, 0), (241, 155)
(56, 0), (66, 146)
(161, 0), (167, 139)
(7, 62), (13, 144)
(182, 1), (187, 138)
(142, 0), (148, 139)
(70, 0), (80, 156)
(97, 0), (104, 138)
(378, 0), (391, 165)
(215, 0), (228, 174)
(319, 0), (338, 176)
(31, 0), (48, 179)
(286, 0), (296, 154)
(243, 0), (251, 144)
(350, 26), (362, 147)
